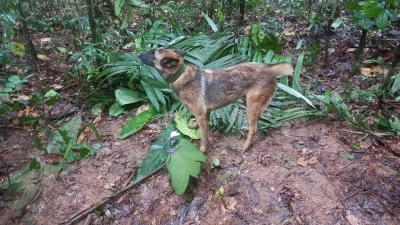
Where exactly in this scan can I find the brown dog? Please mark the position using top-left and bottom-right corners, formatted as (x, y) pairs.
(138, 49), (294, 152)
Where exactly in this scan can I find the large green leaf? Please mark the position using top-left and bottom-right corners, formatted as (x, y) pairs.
(46, 115), (82, 153)
(391, 72), (400, 93)
(377, 12), (388, 30)
(166, 139), (206, 195)
(278, 83), (316, 109)
(109, 102), (124, 117)
(129, 0), (148, 8)
(118, 106), (165, 140)
(389, 117), (400, 135)
(115, 88), (147, 106)
(174, 111), (200, 139)
(141, 81), (160, 111)
(114, 0), (125, 16)
(13, 171), (42, 218)
(0, 164), (29, 190)
(345, 1), (363, 11)
(292, 51), (304, 92)
(135, 124), (177, 181)
(224, 106), (239, 133)
(362, 7), (384, 18)
(203, 12), (218, 32)
(0, 102), (11, 114)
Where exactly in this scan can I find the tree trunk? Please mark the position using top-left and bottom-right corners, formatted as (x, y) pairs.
(234, 0), (241, 53)
(356, 29), (367, 56)
(86, 0), (98, 43)
(15, 0), (37, 62)
(239, 0), (245, 27)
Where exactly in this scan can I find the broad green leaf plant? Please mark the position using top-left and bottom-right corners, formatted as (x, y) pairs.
(135, 124), (206, 195)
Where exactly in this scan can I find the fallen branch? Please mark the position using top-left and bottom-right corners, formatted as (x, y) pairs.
(59, 163), (166, 225)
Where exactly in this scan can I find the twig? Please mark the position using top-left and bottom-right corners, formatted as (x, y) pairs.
(339, 129), (368, 135)
(354, 134), (369, 143)
(59, 163), (166, 225)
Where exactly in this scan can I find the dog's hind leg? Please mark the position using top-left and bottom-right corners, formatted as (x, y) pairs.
(243, 85), (276, 151)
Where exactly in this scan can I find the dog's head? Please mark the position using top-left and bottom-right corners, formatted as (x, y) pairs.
(138, 49), (186, 81)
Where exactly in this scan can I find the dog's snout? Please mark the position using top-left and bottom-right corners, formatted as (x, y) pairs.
(138, 52), (155, 67)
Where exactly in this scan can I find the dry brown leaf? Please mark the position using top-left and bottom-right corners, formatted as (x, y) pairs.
(346, 214), (359, 225)
(308, 156), (318, 165)
(297, 157), (308, 167)
(136, 103), (151, 115)
(283, 26), (295, 36)
(18, 94), (31, 101)
(51, 84), (63, 90)
(37, 54), (50, 61)
(77, 114), (102, 143)
(227, 197), (237, 210)
(39, 153), (64, 164)
(24, 107), (31, 115)
(39, 37), (52, 44)
(360, 67), (388, 77)
(297, 156), (318, 167)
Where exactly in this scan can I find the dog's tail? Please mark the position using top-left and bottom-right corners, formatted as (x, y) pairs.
(268, 63), (294, 77)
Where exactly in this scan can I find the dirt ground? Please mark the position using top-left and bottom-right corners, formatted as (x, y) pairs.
(1, 115), (399, 225)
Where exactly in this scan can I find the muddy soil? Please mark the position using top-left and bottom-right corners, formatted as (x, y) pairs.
(1, 116), (399, 225)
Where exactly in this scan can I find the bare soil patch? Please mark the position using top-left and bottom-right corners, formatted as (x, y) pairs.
(1, 116), (399, 225)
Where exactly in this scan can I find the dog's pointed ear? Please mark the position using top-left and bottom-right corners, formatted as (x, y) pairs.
(161, 57), (180, 68)
(174, 50), (186, 57)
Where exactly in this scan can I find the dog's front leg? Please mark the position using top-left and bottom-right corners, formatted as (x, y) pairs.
(194, 113), (209, 152)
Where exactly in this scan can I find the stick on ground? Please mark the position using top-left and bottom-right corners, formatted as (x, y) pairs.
(59, 163), (166, 225)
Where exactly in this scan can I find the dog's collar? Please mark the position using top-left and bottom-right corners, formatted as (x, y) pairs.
(166, 63), (187, 83)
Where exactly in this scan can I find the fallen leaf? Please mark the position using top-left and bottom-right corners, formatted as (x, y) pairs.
(39, 37), (52, 44)
(51, 84), (63, 90)
(37, 54), (50, 61)
(361, 67), (388, 77)
(308, 156), (318, 164)
(297, 156), (318, 167)
(40, 153), (64, 164)
(346, 214), (359, 225)
(283, 26), (295, 36)
(297, 157), (308, 167)
(227, 197), (237, 210)
(252, 207), (264, 214)
(18, 94), (31, 101)
(136, 103), (151, 115)
(77, 114), (102, 143)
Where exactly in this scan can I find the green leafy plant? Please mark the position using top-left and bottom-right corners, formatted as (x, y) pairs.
(0, 75), (32, 115)
(166, 138), (206, 195)
(345, 0), (398, 55)
(250, 24), (280, 53)
(118, 106), (165, 140)
(349, 85), (380, 103)
(46, 114), (99, 165)
(134, 124), (206, 195)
